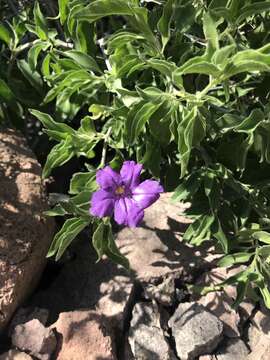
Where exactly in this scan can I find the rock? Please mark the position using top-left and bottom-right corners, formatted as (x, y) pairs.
(168, 302), (223, 360)
(0, 129), (54, 332)
(247, 307), (270, 360)
(52, 310), (116, 360)
(194, 267), (255, 337)
(30, 235), (135, 332)
(116, 193), (221, 284)
(9, 307), (49, 336)
(216, 338), (249, 360)
(144, 277), (175, 306)
(11, 319), (56, 360)
(250, 306), (270, 335)
(130, 326), (176, 360)
(129, 302), (176, 359)
(0, 350), (32, 360)
(247, 341), (270, 360)
(199, 356), (215, 360)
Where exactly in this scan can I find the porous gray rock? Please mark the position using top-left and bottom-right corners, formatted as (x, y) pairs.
(144, 277), (175, 306)
(0, 350), (32, 359)
(216, 338), (249, 360)
(129, 302), (176, 359)
(0, 129), (54, 332)
(11, 319), (56, 360)
(168, 302), (223, 360)
(52, 310), (116, 360)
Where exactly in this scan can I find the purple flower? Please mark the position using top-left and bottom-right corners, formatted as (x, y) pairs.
(90, 161), (164, 227)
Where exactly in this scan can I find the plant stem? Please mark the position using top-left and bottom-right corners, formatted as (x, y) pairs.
(100, 127), (112, 168)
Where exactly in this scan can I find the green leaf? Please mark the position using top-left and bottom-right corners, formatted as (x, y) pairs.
(74, 0), (135, 22)
(203, 12), (219, 58)
(41, 53), (51, 77)
(17, 60), (43, 94)
(232, 280), (248, 309)
(33, 1), (48, 40)
(212, 45), (236, 66)
(44, 204), (67, 217)
(218, 252), (254, 267)
(237, 2), (270, 24)
(172, 172), (202, 202)
(57, 50), (101, 73)
(42, 137), (74, 178)
(157, 0), (173, 50)
(224, 60), (270, 78)
(258, 282), (270, 309)
(211, 219), (229, 254)
(108, 31), (144, 50)
(252, 231), (270, 244)
(69, 171), (97, 195)
(177, 108), (204, 178)
(178, 61), (220, 76)
(234, 109), (264, 133)
(58, 0), (69, 24)
(184, 214), (215, 245)
(48, 217), (90, 260)
(148, 58), (176, 77)
(28, 42), (50, 71)
(92, 222), (107, 261)
(126, 101), (160, 145)
(92, 222), (129, 269)
(30, 109), (75, 141)
(0, 79), (15, 102)
(0, 23), (12, 46)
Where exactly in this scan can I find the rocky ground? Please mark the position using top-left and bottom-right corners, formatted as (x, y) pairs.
(0, 129), (269, 360)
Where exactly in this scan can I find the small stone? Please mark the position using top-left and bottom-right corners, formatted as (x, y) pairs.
(130, 325), (176, 360)
(52, 310), (116, 360)
(9, 307), (49, 336)
(216, 338), (249, 360)
(0, 350), (32, 360)
(129, 302), (176, 359)
(144, 277), (175, 306)
(168, 302), (223, 360)
(199, 356), (215, 360)
(197, 291), (240, 338)
(12, 319), (56, 360)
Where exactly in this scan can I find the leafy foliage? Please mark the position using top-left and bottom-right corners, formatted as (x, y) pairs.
(2, 0), (270, 308)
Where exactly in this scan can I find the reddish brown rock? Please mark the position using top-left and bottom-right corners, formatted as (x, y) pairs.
(0, 129), (54, 332)
(12, 319), (56, 360)
(116, 193), (220, 284)
(247, 306), (270, 360)
(0, 350), (33, 359)
(52, 310), (116, 360)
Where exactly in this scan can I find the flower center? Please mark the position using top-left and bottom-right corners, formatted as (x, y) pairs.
(115, 186), (125, 195)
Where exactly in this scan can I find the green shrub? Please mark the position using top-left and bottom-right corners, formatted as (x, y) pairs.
(1, 0), (270, 308)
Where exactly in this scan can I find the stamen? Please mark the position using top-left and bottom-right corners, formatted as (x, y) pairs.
(115, 186), (125, 195)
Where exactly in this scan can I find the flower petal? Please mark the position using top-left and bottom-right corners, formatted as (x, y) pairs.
(114, 197), (144, 227)
(96, 166), (121, 190)
(120, 161), (143, 189)
(132, 180), (164, 209)
(90, 189), (115, 218)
